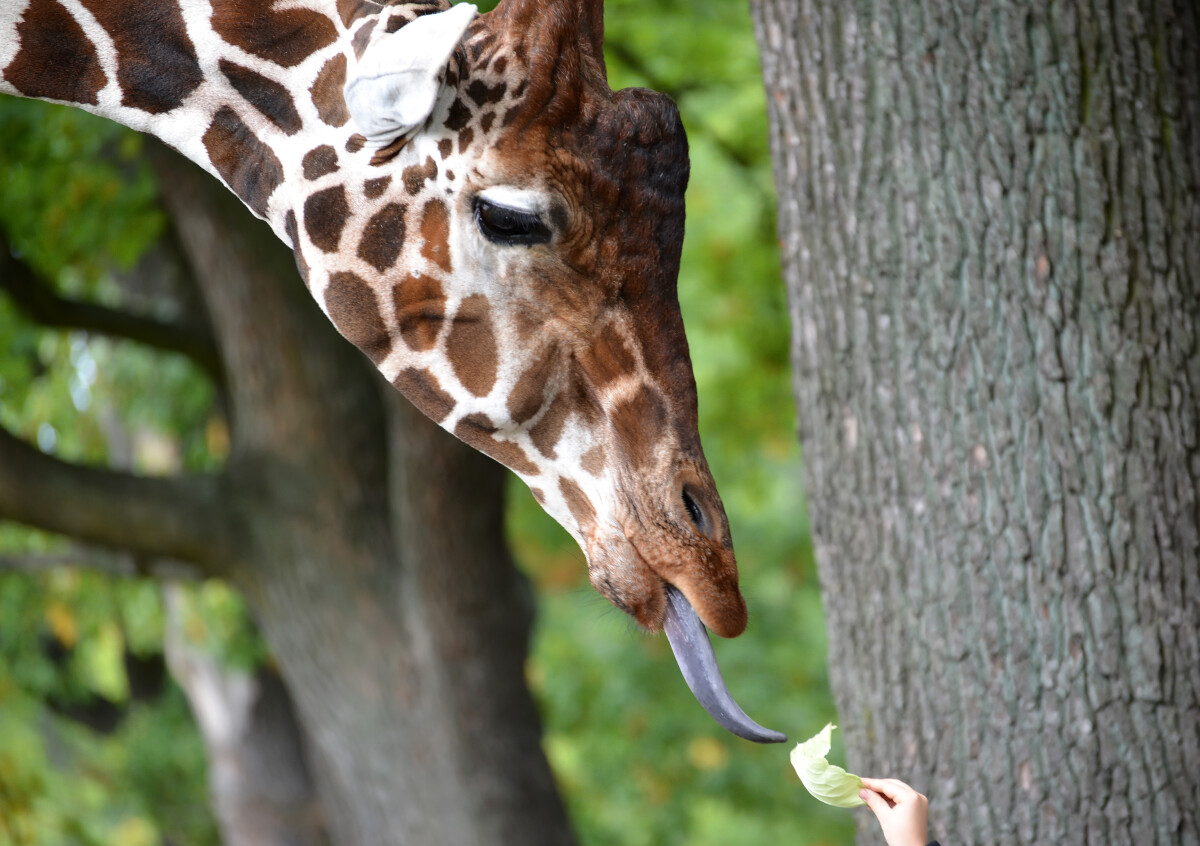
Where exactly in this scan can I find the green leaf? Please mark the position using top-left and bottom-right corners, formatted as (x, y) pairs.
(790, 723), (865, 808)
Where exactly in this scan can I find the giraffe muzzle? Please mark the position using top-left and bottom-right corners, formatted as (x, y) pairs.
(662, 585), (787, 744)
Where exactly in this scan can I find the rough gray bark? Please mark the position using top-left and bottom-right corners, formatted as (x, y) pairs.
(0, 141), (575, 845)
(164, 586), (328, 846)
(751, 1), (1200, 844)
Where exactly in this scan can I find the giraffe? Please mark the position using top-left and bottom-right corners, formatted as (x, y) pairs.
(0, 0), (785, 743)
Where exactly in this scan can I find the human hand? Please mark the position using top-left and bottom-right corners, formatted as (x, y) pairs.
(858, 777), (929, 846)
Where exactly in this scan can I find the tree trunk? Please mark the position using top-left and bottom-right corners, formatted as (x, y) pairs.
(146, 147), (574, 846)
(751, 1), (1199, 843)
(164, 586), (328, 846)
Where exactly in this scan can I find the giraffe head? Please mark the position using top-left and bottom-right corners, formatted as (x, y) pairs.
(303, 0), (782, 742)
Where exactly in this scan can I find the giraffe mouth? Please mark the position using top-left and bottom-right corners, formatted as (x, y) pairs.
(584, 531), (783, 742)
(661, 585), (787, 744)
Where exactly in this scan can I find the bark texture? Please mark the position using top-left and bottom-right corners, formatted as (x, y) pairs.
(751, 1), (1200, 843)
(0, 143), (574, 845)
(164, 586), (328, 846)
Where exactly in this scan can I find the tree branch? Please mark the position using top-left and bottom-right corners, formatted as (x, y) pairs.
(0, 424), (239, 576)
(0, 230), (224, 381)
(0, 550), (134, 574)
(0, 545), (200, 580)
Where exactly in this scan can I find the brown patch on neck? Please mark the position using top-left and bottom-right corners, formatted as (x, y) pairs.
(364, 176), (392, 199)
(458, 126), (475, 154)
(419, 199), (453, 272)
(219, 59), (302, 135)
(324, 271), (392, 365)
(529, 391), (569, 459)
(393, 368), (455, 424)
(447, 294), (499, 397)
(370, 134), (410, 166)
(559, 477), (597, 533)
(466, 78), (507, 107)
(351, 19), (376, 58)
(203, 106), (284, 217)
(443, 98), (472, 131)
(455, 414), (540, 476)
(403, 157), (439, 195)
(310, 54), (350, 127)
(338, 0), (377, 27)
(4, 0), (107, 105)
(393, 274), (447, 352)
(303, 185), (350, 252)
(581, 444), (606, 476)
(357, 203), (407, 273)
(211, 0), (338, 68)
(302, 145), (339, 180)
(80, 0), (203, 113)
(507, 343), (560, 425)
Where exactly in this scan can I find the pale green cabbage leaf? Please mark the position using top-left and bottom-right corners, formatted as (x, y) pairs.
(790, 723), (865, 808)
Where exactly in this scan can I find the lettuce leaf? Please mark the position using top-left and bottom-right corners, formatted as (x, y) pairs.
(790, 723), (864, 808)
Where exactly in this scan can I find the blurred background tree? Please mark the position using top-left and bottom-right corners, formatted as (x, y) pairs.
(0, 0), (853, 844)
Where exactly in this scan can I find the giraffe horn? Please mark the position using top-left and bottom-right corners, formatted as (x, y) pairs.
(571, 0), (605, 68)
(489, 0), (606, 76)
(662, 586), (787, 744)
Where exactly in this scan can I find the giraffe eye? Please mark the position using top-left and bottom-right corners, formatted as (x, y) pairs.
(474, 199), (551, 247)
(681, 487), (708, 533)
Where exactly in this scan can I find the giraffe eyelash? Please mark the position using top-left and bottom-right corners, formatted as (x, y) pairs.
(473, 198), (552, 247)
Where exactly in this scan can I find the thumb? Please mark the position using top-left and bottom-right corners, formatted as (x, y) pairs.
(858, 787), (889, 817)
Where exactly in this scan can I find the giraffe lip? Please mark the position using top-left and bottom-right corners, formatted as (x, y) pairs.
(661, 585), (787, 744)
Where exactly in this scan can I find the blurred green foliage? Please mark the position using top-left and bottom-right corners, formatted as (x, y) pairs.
(0, 96), (223, 846)
(0, 1), (852, 844)
(0, 571), (217, 846)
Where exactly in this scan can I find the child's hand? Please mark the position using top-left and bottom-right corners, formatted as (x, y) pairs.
(858, 777), (929, 846)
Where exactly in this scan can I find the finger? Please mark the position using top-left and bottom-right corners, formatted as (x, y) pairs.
(861, 777), (919, 804)
(860, 777), (908, 798)
(858, 787), (890, 817)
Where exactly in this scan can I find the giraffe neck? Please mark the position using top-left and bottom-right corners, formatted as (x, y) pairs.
(0, 0), (445, 240)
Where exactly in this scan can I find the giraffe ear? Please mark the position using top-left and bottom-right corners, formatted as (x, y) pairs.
(345, 3), (478, 148)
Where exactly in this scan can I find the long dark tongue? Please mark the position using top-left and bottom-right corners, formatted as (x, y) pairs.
(662, 585), (787, 744)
